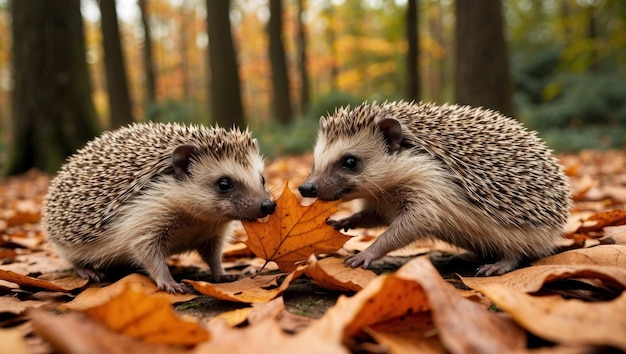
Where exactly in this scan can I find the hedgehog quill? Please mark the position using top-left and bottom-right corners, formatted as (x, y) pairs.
(299, 101), (571, 276)
(43, 122), (276, 293)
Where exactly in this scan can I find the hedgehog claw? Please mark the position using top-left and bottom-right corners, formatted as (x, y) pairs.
(345, 252), (373, 269)
(476, 259), (518, 276)
(76, 267), (106, 282)
(158, 281), (188, 294)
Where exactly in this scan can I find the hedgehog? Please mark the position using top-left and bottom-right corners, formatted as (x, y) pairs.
(43, 122), (276, 293)
(298, 101), (571, 275)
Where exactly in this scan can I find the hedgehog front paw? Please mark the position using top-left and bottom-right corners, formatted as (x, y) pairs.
(345, 251), (375, 269)
(327, 213), (362, 232)
(476, 258), (518, 276)
(76, 267), (106, 282)
(157, 280), (188, 294)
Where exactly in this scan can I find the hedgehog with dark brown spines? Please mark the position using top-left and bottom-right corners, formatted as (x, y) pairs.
(299, 101), (571, 275)
(43, 122), (276, 293)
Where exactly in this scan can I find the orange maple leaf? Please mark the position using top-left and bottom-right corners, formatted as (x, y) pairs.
(242, 184), (351, 273)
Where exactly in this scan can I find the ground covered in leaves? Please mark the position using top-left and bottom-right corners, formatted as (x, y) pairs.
(1, 150), (626, 353)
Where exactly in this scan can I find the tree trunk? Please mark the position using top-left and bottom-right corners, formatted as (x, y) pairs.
(296, 0), (310, 115)
(268, 0), (293, 124)
(206, 0), (245, 128)
(99, 0), (134, 128)
(5, 0), (100, 175)
(454, 0), (513, 117)
(138, 0), (157, 105)
(406, 0), (420, 101)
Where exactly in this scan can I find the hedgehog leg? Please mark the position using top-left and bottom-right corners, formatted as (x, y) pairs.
(475, 258), (519, 276)
(197, 235), (240, 283)
(133, 246), (187, 293)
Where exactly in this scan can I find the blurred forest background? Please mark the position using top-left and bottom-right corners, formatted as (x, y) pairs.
(0, 0), (625, 176)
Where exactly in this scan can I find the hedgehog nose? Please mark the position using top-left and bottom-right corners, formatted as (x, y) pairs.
(260, 200), (276, 215)
(298, 183), (317, 198)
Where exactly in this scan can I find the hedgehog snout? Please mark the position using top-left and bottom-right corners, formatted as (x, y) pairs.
(260, 199), (277, 216)
(298, 183), (317, 198)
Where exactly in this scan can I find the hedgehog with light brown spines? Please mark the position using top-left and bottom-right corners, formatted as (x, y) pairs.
(299, 101), (571, 275)
(43, 122), (276, 293)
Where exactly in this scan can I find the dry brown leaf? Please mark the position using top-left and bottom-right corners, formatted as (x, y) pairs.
(305, 256), (377, 292)
(29, 308), (188, 354)
(533, 245), (626, 267)
(242, 184), (351, 272)
(61, 273), (196, 311)
(478, 284), (626, 351)
(364, 312), (445, 354)
(574, 209), (626, 233)
(0, 328), (30, 354)
(304, 256), (525, 353)
(0, 296), (49, 315)
(197, 318), (348, 354)
(83, 285), (209, 346)
(184, 265), (306, 303)
(460, 264), (626, 293)
(247, 296), (285, 324)
(0, 269), (70, 293)
(209, 308), (251, 327)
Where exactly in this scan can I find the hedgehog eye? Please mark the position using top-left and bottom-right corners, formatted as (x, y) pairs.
(261, 175), (266, 186)
(217, 177), (233, 192)
(342, 156), (359, 170)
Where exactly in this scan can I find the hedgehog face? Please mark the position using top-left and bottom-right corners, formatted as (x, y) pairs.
(299, 115), (403, 202)
(174, 142), (275, 222)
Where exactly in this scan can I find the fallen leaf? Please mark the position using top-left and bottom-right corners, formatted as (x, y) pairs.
(247, 297), (285, 324)
(574, 210), (626, 233)
(0, 269), (69, 292)
(0, 296), (49, 315)
(29, 308), (188, 354)
(197, 318), (348, 354)
(61, 273), (196, 311)
(533, 245), (626, 267)
(0, 328), (30, 354)
(459, 264), (626, 293)
(364, 312), (446, 354)
(242, 184), (351, 272)
(305, 256), (377, 292)
(478, 284), (626, 351)
(209, 308), (251, 327)
(184, 265), (306, 303)
(83, 285), (209, 346)
(304, 256), (525, 353)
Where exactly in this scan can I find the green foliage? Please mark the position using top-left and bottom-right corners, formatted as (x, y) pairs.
(140, 99), (209, 125)
(253, 117), (319, 158)
(539, 126), (626, 153)
(308, 91), (364, 120)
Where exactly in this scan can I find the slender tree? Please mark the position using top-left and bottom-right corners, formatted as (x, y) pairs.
(406, 0), (420, 101)
(138, 0), (157, 105)
(454, 0), (513, 117)
(296, 0), (310, 115)
(100, 0), (134, 128)
(206, 0), (245, 127)
(268, 0), (293, 124)
(5, 0), (99, 175)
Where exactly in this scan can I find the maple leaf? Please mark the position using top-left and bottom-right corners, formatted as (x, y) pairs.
(242, 184), (351, 273)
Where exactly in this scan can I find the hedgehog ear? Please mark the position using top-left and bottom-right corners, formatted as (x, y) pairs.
(172, 144), (197, 180)
(252, 138), (260, 152)
(378, 118), (403, 153)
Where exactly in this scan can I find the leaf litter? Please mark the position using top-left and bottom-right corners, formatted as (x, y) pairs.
(0, 151), (625, 353)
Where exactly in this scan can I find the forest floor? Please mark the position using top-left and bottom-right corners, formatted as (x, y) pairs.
(1, 150), (626, 353)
